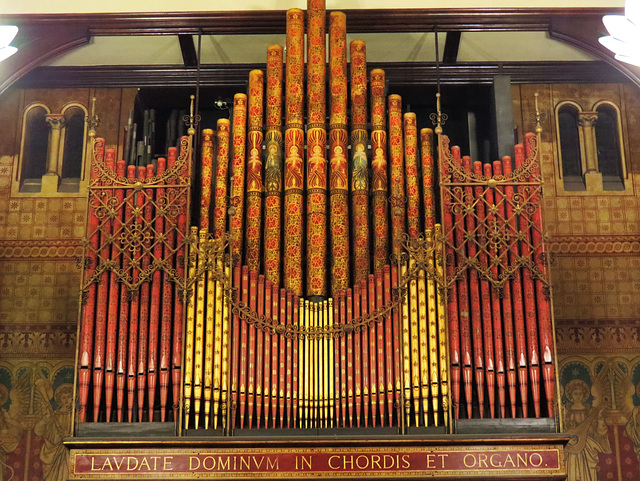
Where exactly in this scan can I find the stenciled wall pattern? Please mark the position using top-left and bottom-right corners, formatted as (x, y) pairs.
(516, 83), (640, 481)
(0, 87), (134, 481)
(0, 79), (638, 481)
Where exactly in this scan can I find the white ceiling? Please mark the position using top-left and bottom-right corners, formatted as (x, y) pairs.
(44, 31), (596, 67)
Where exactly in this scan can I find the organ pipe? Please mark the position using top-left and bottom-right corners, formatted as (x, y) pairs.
(76, 0), (557, 433)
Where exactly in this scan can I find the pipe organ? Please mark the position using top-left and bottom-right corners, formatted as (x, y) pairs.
(76, 0), (556, 434)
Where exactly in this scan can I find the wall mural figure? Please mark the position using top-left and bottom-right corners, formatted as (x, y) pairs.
(0, 367), (29, 481)
(33, 367), (74, 481)
(561, 361), (611, 481)
(622, 363), (640, 463)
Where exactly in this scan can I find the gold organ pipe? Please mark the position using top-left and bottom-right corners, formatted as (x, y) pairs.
(313, 303), (319, 427)
(401, 261), (412, 428)
(221, 263), (231, 431)
(203, 241), (216, 429)
(418, 262), (430, 427)
(409, 258), (420, 427)
(324, 300), (330, 428)
(304, 300), (310, 428)
(193, 229), (207, 429)
(318, 302), (325, 427)
(183, 226), (198, 430)
(426, 227), (439, 426)
(435, 224), (450, 429)
(328, 299), (335, 428)
(298, 297), (305, 428)
(212, 255), (224, 429)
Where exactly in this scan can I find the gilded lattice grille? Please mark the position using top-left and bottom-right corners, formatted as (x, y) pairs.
(439, 132), (556, 421)
(77, 136), (191, 425)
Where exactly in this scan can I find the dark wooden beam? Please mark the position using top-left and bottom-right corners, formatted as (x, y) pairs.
(16, 61), (629, 89)
(0, 23), (89, 96)
(442, 32), (462, 65)
(178, 34), (198, 67)
(1, 7), (634, 94)
(1, 8), (622, 35)
(549, 15), (640, 88)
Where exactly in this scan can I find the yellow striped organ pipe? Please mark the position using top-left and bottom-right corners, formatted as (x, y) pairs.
(400, 260), (412, 429)
(183, 226), (198, 430)
(220, 263), (231, 431)
(203, 236), (216, 429)
(211, 256), (223, 429)
(426, 227), (439, 426)
(328, 299), (335, 428)
(304, 300), (310, 428)
(435, 224), (450, 428)
(418, 263), (430, 427)
(193, 229), (207, 429)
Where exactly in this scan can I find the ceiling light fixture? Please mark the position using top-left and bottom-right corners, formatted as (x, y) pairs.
(0, 25), (18, 62)
(599, 1), (640, 67)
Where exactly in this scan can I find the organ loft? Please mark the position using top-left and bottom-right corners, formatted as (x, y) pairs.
(10, 1), (640, 481)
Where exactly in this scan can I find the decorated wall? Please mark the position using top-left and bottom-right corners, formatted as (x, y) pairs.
(0, 87), (135, 481)
(0, 80), (639, 480)
(516, 83), (640, 481)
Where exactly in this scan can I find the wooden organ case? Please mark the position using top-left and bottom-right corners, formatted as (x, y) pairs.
(68, 1), (568, 479)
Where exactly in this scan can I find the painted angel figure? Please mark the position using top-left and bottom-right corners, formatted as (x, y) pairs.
(34, 380), (73, 481)
(0, 372), (29, 481)
(619, 363), (640, 464)
(351, 142), (368, 191)
(562, 366), (612, 481)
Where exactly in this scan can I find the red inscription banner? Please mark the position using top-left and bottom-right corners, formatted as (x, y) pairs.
(71, 446), (563, 479)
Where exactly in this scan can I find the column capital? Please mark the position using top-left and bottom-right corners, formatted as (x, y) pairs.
(45, 114), (66, 130)
(577, 111), (598, 128)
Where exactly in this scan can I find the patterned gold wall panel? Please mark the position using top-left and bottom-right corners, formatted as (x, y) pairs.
(0, 259), (81, 325)
(0, 165), (87, 239)
(550, 256), (640, 320)
(513, 84), (640, 322)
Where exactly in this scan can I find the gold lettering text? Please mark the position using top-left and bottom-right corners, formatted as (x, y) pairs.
(139, 457), (150, 471)
(203, 456), (216, 470)
(463, 454), (476, 468)
(217, 456), (230, 471)
(355, 455), (369, 470)
(127, 457), (139, 471)
(530, 453), (543, 467)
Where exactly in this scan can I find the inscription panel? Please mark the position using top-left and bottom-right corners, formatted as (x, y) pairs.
(70, 445), (563, 479)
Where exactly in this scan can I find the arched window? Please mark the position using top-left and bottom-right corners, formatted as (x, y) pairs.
(19, 105), (50, 192)
(556, 102), (584, 191)
(59, 105), (87, 192)
(595, 103), (624, 190)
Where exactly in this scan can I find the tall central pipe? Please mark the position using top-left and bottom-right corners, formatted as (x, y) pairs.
(306, 0), (328, 297)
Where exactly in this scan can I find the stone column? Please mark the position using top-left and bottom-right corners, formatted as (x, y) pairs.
(578, 112), (602, 191)
(43, 114), (66, 193)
